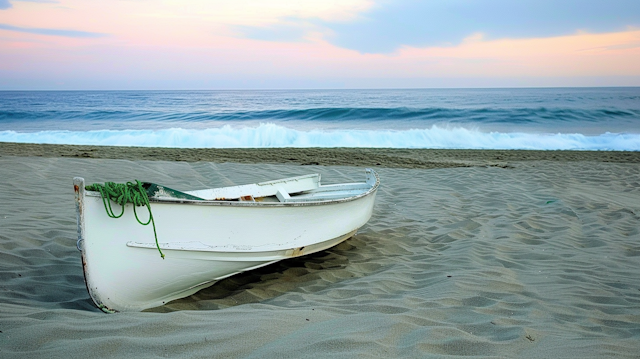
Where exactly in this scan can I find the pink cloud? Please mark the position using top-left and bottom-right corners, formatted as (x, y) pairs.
(1, 0), (639, 88)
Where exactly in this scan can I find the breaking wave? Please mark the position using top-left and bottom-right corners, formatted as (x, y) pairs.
(1, 123), (638, 151)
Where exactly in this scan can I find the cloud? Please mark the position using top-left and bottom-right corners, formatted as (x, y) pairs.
(14, 0), (59, 3)
(131, 0), (373, 27)
(0, 0), (58, 8)
(0, 23), (107, 38)
(234, 18), (322, 43)
(224, 0), (371, 42)
(0, 0), (638, 89)
(237, 0), (640, 54)
(2, 28), (638, 89)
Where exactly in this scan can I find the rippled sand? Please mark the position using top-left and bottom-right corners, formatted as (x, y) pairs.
(0, 154), (639, 358)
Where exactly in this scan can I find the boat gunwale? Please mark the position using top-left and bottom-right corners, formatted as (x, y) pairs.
(83, 169), (380, 208)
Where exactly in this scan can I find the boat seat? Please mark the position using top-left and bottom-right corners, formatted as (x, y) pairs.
(276, 188), (291, 203)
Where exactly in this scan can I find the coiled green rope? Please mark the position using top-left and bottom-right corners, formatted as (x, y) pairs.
(86, 180), (164, 259)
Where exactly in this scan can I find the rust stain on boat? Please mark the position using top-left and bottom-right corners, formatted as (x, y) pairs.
(80, 253), (117, 313)
(290, 246), (305, 257)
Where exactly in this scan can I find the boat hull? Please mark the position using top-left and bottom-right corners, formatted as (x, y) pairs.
(74, 171), (378, 312)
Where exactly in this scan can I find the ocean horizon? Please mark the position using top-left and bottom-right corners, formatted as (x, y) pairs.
(1, 87), (639, 151)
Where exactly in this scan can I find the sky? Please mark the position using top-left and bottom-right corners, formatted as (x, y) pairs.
(0, 0), (639, 90)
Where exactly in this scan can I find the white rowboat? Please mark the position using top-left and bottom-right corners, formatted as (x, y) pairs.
(74, 169), (379, 313)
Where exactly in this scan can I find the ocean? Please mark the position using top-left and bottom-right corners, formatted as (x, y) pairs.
(1, 88), (639, 150)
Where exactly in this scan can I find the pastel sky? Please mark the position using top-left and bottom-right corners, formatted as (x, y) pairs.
(1, 0), (639, 89)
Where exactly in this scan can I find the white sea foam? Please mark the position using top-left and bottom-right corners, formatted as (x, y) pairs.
(0, 123), (638, 151)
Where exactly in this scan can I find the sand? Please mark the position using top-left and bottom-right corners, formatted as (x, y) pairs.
(2, 142), (640, 169)
(0, 144), (639, 358)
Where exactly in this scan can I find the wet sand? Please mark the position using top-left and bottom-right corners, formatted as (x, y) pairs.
(2, 142), (640, 169)
(0, 144), (639, 358)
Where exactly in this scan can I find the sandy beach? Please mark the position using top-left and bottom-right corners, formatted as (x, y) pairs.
(1, 143), (639, 358)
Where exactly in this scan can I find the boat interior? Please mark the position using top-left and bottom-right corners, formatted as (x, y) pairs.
(180, 170), (378, 203)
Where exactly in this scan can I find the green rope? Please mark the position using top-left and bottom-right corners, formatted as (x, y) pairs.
(86, 180), (164, 259)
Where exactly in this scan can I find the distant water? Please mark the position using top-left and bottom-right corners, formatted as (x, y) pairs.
(1, 88), (639, 150)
